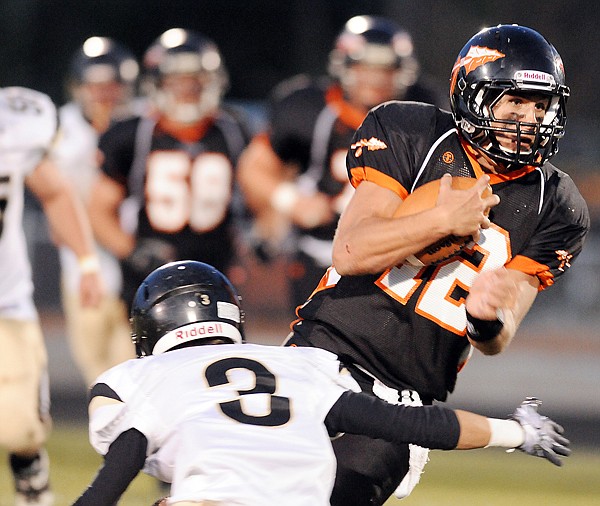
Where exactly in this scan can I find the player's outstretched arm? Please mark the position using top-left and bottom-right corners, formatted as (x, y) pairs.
(326, 393), (570, 466)
(457, 397), (570, 466)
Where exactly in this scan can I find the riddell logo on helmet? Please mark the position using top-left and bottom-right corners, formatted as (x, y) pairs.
(514, 70), (555, 85)
(175, 323), (223, 340)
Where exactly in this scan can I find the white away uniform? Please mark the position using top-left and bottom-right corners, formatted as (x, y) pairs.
(90, 344), (360, 506)
(0, 87), (56, 452)
(51, 102), (133, 384)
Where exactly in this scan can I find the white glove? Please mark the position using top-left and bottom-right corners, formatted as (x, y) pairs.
(510, 397), (571, 466)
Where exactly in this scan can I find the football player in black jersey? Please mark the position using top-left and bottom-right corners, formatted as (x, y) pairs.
(238, 15), (445, 313)
(89, 28), (250, 311)
(284, 24), (590, 505)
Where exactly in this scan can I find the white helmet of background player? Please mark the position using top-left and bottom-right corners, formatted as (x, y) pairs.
(328, 15), (420, 108)
(67, 36), (139, 125)
(142, 28), (229, 124)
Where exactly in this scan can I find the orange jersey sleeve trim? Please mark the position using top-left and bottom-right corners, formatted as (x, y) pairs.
(507, 254), (554, 290)
(349, 166), (409, 200)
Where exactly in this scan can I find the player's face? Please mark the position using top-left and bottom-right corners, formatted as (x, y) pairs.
(490, 92), (551, 153)
(161, 72), (206, 104)
(344, 63), (398, 112)
(79, 80), (129, 131)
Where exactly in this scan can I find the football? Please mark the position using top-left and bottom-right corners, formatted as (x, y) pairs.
(394, 176), (492, 266)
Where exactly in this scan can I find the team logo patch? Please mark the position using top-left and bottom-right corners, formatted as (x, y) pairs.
(350, 137), (387, 157)
(555, 249), (573, 272)
(442, 151), (455, 164)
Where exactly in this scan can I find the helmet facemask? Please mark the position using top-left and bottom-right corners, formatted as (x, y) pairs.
(328, 15), (420, 108)
(68, 37), (140, 129)
(153, 71), (225, 124)
(450, 24), (570, 168)
(142, 29), (229, 124)
(458, 82), (568, 166)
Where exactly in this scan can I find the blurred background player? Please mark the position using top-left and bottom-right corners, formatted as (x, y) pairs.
(51, 36), (141, 386)
(88, 28), (251, 313)
(73, 261), (569, 506)
(238, 15), (445, 313)
(0, 86), (103, 506)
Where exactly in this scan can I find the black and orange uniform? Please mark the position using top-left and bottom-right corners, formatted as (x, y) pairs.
(289, 101), (589, 503)
(99, 110), (249, 307)
(265, 76), (443, 310)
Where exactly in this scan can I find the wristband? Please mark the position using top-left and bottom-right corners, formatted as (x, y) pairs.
(465, 309), (504, 342)
(270, 182), (299, 215)
(485, 418), (525, 448)
(78, 255), (100, 274)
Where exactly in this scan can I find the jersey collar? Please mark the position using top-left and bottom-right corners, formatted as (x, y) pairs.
(156, 114), (216, 143)
(461, 139), (539, 184)
(325, 85), (367, 130)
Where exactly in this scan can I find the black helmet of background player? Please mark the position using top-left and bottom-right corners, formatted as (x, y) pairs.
(131, 261), (244, 357)
(450, 24), (570, 167)
(142, 28), (229, 124)
(67, 36), (139, 126)
(328, 15), (419, 108)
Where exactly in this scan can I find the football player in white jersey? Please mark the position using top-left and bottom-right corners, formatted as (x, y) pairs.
(0, 86), (103, 505)
(51, 36), (141, 386)
(72, 261), (569, 506)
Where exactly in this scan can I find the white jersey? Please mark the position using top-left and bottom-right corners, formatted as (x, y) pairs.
(51, 102), (122, 296)
(0, 87), (57, 320)
(90, 344), (360, 505)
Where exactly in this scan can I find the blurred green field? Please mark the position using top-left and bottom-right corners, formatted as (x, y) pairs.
(1, 422), (599, 505)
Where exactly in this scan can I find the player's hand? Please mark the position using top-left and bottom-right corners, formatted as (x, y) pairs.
(465, 267), (519, 320)
(510, 397), (571, 466)
(79, 271), (104, 308)
(437, 174), (499, 241)
(291, 192), (335, 230)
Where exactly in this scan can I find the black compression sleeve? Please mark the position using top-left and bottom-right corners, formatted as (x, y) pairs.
(325, 391), (461, 450)
(72, 428), (148, 506)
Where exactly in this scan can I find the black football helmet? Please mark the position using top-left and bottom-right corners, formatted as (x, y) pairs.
(450, 24), (570, 167)
(68, 36), (139, 86)
(66, 37), (140, 122)
(141, 28), (229, 123)
(131, 261), (244, 357)
(328, 15), (419, 98)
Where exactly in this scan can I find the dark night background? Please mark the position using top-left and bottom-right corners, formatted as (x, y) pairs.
(2, 0), (599, 179)
(0, 0), (598, 175)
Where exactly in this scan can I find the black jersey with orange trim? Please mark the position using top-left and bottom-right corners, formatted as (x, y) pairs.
(268, 76), (442, 242)
(99, 109), (249, 274)
(294, 101), (589, 401)
(268, 77), (365, 241)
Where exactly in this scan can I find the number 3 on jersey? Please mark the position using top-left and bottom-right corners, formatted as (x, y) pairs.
(376, 225), (510, 334)
(145, 150), (233, 233)
(205, 357), (291, 427)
